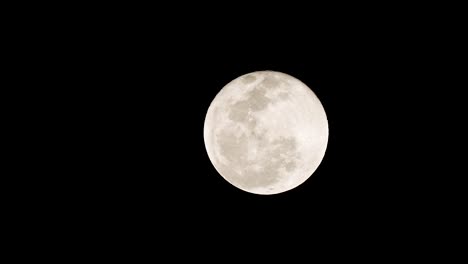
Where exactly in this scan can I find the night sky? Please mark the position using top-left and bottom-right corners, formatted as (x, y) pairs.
(41, 4), (454, 257)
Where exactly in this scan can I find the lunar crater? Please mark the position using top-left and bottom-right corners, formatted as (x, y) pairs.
(242, 74), (257, 84)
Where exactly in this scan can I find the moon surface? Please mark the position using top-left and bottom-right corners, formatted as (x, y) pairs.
(204, 71), (328, 195)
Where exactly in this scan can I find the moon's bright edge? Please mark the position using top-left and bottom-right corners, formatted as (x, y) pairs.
(204, 71), (328, 195)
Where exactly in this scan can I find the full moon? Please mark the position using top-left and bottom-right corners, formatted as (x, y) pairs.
(204, 71), (328, 195)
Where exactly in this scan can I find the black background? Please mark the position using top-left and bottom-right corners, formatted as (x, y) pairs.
(27, 3), (460, 257)
(81, 31), (417, 237)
